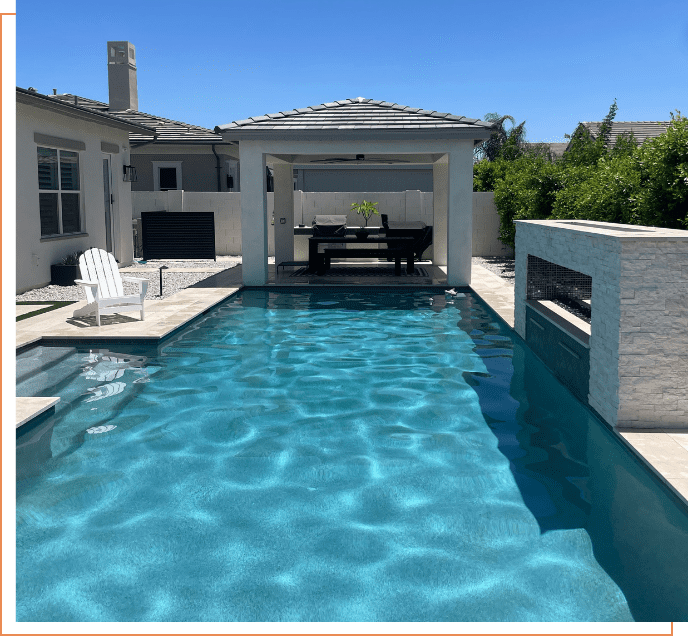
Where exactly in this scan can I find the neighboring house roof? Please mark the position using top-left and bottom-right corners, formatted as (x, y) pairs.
(523, 142), (569, 159)
(17, 87), (156, 135)
(579, 121), (671, 145)
(48, 93), (225, 146)
(216, 97), (495, 141)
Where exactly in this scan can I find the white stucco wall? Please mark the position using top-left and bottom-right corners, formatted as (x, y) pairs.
(17, 102), (135, 293)
(515, 219), (688, 429)
(131, 190), (505, 259)
(473, 192), (513, 258)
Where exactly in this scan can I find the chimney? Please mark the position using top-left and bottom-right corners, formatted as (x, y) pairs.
(107, 41), (138, 111)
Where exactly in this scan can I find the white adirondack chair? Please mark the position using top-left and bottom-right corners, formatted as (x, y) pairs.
(72, 248), (148, 326)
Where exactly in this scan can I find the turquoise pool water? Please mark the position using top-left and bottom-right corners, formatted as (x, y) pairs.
(16, 289), (688, 622)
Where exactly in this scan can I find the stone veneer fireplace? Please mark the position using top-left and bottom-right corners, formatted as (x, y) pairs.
(514, 219), (688, 429)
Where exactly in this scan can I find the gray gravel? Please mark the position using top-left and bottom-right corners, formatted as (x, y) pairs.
(16, 258), (243, 302)
(17, 256), (515, 302)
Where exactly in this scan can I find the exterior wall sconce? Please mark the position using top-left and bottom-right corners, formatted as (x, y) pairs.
(123, 165), (138, 182)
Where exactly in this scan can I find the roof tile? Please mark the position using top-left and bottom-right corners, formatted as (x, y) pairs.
(47, 93), (223, 143)
(581, 121), (671, 144)
(216, 97), (493, 135)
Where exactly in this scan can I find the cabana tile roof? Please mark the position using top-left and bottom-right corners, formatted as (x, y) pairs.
(216, 97), (495, 134)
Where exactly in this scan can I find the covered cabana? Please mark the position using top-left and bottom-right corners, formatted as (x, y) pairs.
(215, 97), (494, 286)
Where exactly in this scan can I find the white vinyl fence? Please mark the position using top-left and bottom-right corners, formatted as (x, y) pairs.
(132, 190), (512, 258)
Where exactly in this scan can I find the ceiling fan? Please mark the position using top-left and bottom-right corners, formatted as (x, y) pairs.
(309, 154), (410, 164)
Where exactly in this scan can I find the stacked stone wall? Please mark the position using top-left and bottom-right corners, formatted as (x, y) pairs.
(515, 220), (688, 428)
(618, 240), (688, 427)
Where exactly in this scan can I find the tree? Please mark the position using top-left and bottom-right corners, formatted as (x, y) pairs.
(492, 155), (562, 247)
(634, 111), (688, 228)
(474, 113), (527, 162)
(473, 101), (687, 246)
(563, 99), (619, 168)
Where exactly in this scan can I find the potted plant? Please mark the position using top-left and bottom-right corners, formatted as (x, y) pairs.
(50, 250), (84, 286)
(350, 200), (379, 238)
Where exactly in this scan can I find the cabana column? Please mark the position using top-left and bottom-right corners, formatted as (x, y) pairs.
(239, 142), (268, 285)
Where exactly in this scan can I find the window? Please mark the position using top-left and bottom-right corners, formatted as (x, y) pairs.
(37, 147), (82, 236)
(159, 167), (177, 190)
(153, 161), (182, 191)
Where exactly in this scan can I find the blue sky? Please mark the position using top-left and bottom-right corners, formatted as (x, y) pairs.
(14, 1), (688, 141)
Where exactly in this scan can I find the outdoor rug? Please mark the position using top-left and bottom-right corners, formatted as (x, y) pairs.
(291, 266), (429, 278)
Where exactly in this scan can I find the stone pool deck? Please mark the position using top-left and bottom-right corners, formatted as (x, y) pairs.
(14, 261), (687, 504)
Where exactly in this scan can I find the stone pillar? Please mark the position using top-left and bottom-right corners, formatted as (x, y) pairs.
(273, 163), (295, 267)
(447, 142), (473, 286)
(239, 142), (268, 285)
(432, 157), (448, 266)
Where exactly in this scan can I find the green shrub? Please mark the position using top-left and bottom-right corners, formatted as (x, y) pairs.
(476, 104), (688, 244)
(551, 157), (641, 224)
(633, 115), (688, 228)
(493, 156), (562, 247)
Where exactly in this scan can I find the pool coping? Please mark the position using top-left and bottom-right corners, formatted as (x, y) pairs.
(14, 263), (688, 509)
(16, 397), (60, 428)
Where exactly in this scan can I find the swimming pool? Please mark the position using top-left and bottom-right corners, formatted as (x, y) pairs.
(16, 289), (688, 622)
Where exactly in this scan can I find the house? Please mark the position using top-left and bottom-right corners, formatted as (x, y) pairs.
(572, 121), (671, 146)
(293, 161), (433, 192)
(49, 42), (241, 194)
(52, 41), (436, 194)
(16, 87), (156, 293)
(523, 142), (568, 160)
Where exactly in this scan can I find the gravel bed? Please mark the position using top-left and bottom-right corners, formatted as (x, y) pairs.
(18, 257), (516, 302)
(472, 256), (515, 285)
(551, 298), (591, 324)
(16, 259), (242, 302)
(121, 257), (241, 270)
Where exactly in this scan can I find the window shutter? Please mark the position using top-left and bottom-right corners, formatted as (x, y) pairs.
(59, 151), (80, 190)
(39, 193), (59, 235)
(37, 147), (58, 190)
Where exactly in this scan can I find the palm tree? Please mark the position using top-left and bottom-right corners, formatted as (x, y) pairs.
(474, 113), (526, 162)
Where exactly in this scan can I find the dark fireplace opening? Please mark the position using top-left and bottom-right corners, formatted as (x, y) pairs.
(527, 255), (592, 323)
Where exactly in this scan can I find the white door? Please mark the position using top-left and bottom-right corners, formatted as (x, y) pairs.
(102, 155), (114, 253)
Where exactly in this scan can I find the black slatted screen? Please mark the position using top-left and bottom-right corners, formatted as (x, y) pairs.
(141, 212), (216, 260)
